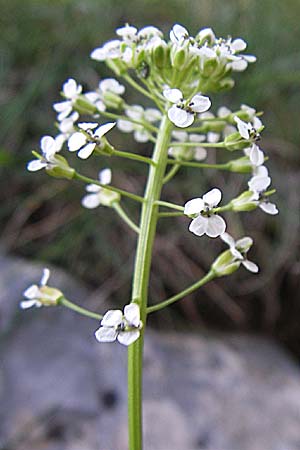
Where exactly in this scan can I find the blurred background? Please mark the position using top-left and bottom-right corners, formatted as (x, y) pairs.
(1, 0), (300, 357)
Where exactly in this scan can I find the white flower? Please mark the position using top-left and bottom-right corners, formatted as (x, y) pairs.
(184, 188), (226, 238)
(169, 131), (207, 161)
(85, 78), (125, 113)
(234, 116), (261, 140)
(221, 233), (259, 273)
(163, 88), (211, 128)
(117, 105), (161, 143)
(244, 143), (265, 167)
(91, 39), (122, 61)
(81, 168), (119, 208)
(170, 24), (190, 45)
(248, 174), (279, 215)
(21, 268), (62, 309)
(27, 136), (62, 172)
(95, 303), (142, 346)
(67, 122), (115, 159)
(53, 78), (82, 121)
(116, 24), (138, 43)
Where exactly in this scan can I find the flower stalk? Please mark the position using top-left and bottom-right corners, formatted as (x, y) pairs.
(128, 115), (173, 450)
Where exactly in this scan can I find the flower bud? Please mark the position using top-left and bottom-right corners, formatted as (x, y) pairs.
(152, 41), (170, 69)
(106, 58), (128, 76)
(211, 250), (240, 277)
(99, 189), (120, 207)
(46, 155), (75, 180)
(39, 286), (63, 306)
(230, 191), (257, 212)
(97, 137), (115, 156)
(224, 132), (249, 150)
(227, 156), (252, 173)
(74, 97), (98, 115)
(102, 91), (124, 109)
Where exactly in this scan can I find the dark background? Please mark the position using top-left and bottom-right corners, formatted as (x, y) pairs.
(1, 0), (300, 355)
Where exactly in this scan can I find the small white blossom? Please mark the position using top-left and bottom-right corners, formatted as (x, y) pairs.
(81, 168), (119, 208)
(21, 269), (62, 309)
(163, 88), (211, 128)
(244, 143), (265, 167)
(234, 116), (260, 140)
(248, 174), (279, 215)
(67, 122), (115, 159)
(27, 136), (62, 172)
(184, 188), (226, 238)
(91, 39), (122, 61)
(169, 131), (207, 161)
(95, 303), (142, 346)
(53, 78), (82, 121)
(221, 233), (259, 273)
(170, 24), (190, 45)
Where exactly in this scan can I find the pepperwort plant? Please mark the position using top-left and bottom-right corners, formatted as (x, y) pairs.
(23, 23), (278, 449)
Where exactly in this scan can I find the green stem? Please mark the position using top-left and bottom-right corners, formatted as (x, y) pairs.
(169, 141), (226, 148)
(123, 74), (164, 112)
(113, 149), (156, 166)
(59, 297), (102, 320)
(163, 163), (181, 183)
(112, 202), (140, 234)
(128, 115), (173, 450)
(167, 159), (229, 170)
(158, 211), (185, 218)
(147, 271), (215, 313)
(73, 172), (144, 203)
(154, 200), (184, 211)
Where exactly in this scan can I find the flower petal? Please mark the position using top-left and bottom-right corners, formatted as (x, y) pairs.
(40, 268), (50, 286)
(99, 168), (111, 185)
(220, 232), (235, 248)
(231, 38), (247, 52)
(248, 175), (271, 193)
(234, 116), (250, 139)
(205, 215), (226, 238)
(236, 237), (253, 251)
(20, 299), (38, 309)
(124, 303), (140, 328)
(117, 119), (134, 133)
(117, 330), (140, 346)
(95, 326), (118, 343)
(78, 143), (96, 159)
(163, 88), (183, 103)
(81, 193), (101, 209)
(190, 95), (211, 113)
(68, 132), (87, 152)
(27, 159), (47, 172)
(184, 198), (204, 215)
(23, 284), (40, 299)
(249, 144), (264, 167)
(189, 215), (208, 236)
(168, 106), (194, 128)
(242, 260), (259, 273)
(202, 188), (222, 207)
(101, 309), (123, 327)
(94, 122), (116, 138)
(259, 202), (279, 215)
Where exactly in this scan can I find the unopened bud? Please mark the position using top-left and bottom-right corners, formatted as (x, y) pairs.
(227, 156), (252, 173)
(46, 155), (75, 180)
(211, 250), (240, 277)
(75, 97), (98, 115)
(230, 191), (257, 212)
(224, 132), (249, 150)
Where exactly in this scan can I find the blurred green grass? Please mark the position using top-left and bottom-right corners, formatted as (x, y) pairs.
(1, 0), (300, 353)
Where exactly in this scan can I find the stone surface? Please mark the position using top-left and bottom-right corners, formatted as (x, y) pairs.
(1, 254), (300, 450)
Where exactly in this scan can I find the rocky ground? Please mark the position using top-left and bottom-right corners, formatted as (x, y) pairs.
(1, 253), (300, 450)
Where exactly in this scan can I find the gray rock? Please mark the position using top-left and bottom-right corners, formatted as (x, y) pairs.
(1, 254), (300, 450)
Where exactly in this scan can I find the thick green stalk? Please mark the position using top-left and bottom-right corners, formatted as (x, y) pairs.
(128, 115), (173, 450)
